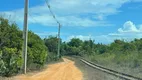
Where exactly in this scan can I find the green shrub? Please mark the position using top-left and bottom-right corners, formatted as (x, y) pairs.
(27, 31), (48, 69)
(0, 17), (49, 76)
(0, 48), (22, 76)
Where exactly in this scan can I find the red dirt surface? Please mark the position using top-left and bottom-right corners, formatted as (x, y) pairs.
(14, 58), (83, 80)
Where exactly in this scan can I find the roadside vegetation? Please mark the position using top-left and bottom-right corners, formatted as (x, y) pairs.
(61, 38), (142, 78)
(0, 17), (142, 78)
(0, 17), (59, 77)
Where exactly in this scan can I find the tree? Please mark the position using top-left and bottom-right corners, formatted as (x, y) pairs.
(68, 38), (83, 47)
(44, 36), (61, 61)
(82, 40), (94, 55)
(44, 36), (58, 53)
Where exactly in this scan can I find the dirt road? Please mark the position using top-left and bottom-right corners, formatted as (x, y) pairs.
(14, 58), (83, 80)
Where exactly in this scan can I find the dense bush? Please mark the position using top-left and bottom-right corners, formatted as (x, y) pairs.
(44, 36), (58, 53)
(27, 31), (48, 69)
(61, 38), (94, 56)
(0, 17), (49, 76)
(0, 17), (23, 76)
(44, 36), (60, 61)
(0, 48), (22, 76)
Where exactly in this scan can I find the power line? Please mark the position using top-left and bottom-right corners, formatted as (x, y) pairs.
(44, 0), (61, 58)
(29, 11), (38, 23)
(44, 0), (60, 24)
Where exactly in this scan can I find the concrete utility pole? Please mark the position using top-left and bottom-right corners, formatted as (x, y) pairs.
(57, 23), (61, 58)
(23, 0), (28, 74)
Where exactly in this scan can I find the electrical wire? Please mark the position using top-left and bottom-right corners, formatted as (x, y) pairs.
(44, 0), (61, 25)
(29, 11), (38, 23)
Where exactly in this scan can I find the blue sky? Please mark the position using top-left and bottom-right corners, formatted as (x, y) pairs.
(0, 0), (142, 44)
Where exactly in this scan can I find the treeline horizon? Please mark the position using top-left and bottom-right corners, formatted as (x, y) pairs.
(1, 17), (142, 78)
(59, 36), (142, 78)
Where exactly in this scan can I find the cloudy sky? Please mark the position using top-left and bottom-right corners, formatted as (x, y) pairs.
(0, 0), (142, 44)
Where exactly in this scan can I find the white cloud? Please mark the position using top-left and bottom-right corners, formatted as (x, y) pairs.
(1, 0), (139, 27)
(67, 35), (92, 41)
(52, 20), (142, 44)
(95, 21), (142, 44)
(0, 9), (112, 27)
(53, 20), (142, 44)
(66, 34), (123, 44)
(138, 25), (142, 31)
(66, 33), (141, 44)
(118, 21), (140, 33)
(49, 0), (122, 15)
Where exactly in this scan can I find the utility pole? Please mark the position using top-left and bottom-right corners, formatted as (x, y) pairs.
(23, 0), (28, 74)
(57, 23), (61, 58)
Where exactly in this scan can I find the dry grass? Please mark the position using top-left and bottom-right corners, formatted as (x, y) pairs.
(84, 53), (142, 79)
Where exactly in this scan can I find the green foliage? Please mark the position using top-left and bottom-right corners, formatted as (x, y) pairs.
(44, 36), (59, 61)
(44, 36), (58, 53)
(0, 17), (49, 76)
(61, 38), (142, 77)
(0, 48), (22, 76)
(0, 17), (23, 76)
(68, 38), (83, 47)
(27, 31), (48, 69)
(82, 40), (94, 54)
(46, 52), (58, 61)
(61, 38), (94, 56)
(132, 38), (142, 51)
(1, 16), (142, 77)
(95, 43), (108, 54)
